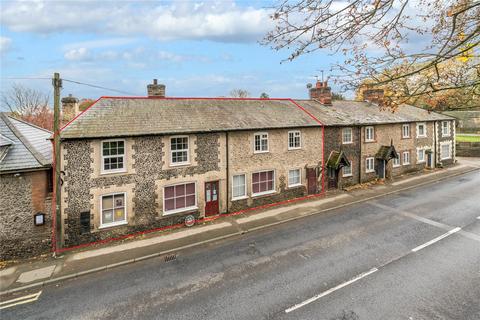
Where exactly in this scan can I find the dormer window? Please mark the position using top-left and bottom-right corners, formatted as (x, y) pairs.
(171, 136), (189, 166)
(254, 132), (269, 153)
(101, 140), (126, 174)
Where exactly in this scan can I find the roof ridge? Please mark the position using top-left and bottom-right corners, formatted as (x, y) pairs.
(0, 113), (50, 167)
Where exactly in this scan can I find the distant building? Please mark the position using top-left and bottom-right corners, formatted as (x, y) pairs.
(0, 113), (53, 260)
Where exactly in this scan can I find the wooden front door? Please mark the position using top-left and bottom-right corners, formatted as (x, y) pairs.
(205, 181), (219, 216)
(327, 167), (338, 189)
(306, 168), (317, 194)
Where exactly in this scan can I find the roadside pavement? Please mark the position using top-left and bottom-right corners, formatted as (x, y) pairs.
(1, 157), (478, 296)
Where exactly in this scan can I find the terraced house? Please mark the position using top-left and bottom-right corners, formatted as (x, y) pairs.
(56, 80), (455, 248)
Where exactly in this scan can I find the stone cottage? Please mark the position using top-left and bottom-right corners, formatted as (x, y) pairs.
(58, 82), (325, 247)
(0, 113), (53, 260)
(297, 82), (456, 189)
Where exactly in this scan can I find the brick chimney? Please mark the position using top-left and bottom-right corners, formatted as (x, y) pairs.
(61, 94), (79, 124)
(147, 79), (166, 97)
(309, 80), (332, 105)
(363, 89), (384, 105)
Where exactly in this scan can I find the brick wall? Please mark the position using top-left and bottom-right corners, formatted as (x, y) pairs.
(0, 170), (52, 260)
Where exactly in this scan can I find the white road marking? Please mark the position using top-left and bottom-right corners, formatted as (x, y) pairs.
(285, 268), (378, 313)
(0, 291), (42, 310)
(411, 227), (461, 252)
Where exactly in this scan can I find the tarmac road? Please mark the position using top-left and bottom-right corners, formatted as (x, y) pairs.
(2, 171), (479, 320)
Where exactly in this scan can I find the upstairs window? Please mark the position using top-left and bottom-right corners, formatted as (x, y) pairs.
(252, 170), (275, 195)
(102, 140), (125, 173)
(442, 121), (451, 137)
(342, 128), (353, 144)
(417, 123), (427, 138)
(171, 136), (189, 165)
(254, 132), (269, 153)
(288, 131), (301, 150)
(365, 126), (375, 142)
(402, 124), (410, 138)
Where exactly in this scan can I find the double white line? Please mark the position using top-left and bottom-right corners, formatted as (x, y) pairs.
(0, 291), (42, 310)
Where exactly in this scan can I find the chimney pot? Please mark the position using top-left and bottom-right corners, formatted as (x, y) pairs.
(309, 82), (332, 106)
(61, 94), (80, 124)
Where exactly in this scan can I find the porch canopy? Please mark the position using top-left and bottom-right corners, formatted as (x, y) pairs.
(326, 150), (350, 169)
(375, 145), (399, 161)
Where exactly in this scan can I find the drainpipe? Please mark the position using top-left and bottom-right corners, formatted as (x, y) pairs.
(358, 126), (362, 184)
(226, 131), (229, 213)
(434, 121), (437, 166)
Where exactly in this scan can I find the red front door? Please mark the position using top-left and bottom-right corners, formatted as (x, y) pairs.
(306, 168), (317, 194)
(205, 181), (219, 216)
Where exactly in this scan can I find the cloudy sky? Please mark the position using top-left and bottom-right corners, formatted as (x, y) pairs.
(0, 0), (345, 102)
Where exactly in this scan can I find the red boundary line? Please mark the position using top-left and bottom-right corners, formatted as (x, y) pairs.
(53, 95), (327, 254)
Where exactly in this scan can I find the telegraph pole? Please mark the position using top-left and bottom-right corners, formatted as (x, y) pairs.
(52, 72), (62, 255)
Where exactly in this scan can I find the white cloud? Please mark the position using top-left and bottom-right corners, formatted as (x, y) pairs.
(64, 47), (91, 61)
(1, 1), (272, 43)
(0, 36), (12, 54)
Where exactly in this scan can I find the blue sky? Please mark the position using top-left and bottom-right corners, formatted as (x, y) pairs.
(0, 0), (343, 102)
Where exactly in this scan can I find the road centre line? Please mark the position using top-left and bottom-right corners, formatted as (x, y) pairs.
(411, 227), (462, 252)
(285, 268), (378, 313)
(0, 291), (42, 310)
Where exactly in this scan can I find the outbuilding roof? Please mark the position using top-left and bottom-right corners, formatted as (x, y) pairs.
(60, 97), (322, 139)
(0, 113), (52, 173)
(295, 100), (454, 126)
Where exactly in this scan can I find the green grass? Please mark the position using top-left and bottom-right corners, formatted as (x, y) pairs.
(456, 134), (480, 142)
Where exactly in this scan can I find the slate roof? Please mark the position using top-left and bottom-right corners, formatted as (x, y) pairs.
(0, 113), (52, 173)
(295, 100), (454, 126)
(60, 98), (321, 139)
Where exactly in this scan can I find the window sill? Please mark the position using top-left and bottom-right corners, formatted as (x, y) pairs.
(440, 157), (451, 160)
(416, 135), (427, 138)
(364, 140), (375, 143)
(342, 174), (353, 178)
(99, 221), (128, 229)
(163, 206), (198, 216)
(288, 147), (302, 151)
(100, 169), (127, 176)
(401, 136), (411, 139)
(232, 196), (248, 201)
(403, 163), (411, 166)
(417, 160), (426, 164)
(393, 165), (401, 168)
(252, 190), (276, 197)
(288, 183), (302, 188)
(442, 134), (451, 137)
(169, 162), (191, 167)
(365, 170), (375, 173)
(253, 150), (269, 154)
(342, 141), (353, 145)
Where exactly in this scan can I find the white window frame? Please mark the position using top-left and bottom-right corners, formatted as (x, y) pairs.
(101, 139), (126, 174)
(99, 192), (127, 229)
(392, 156), (401, 167)
(163, 182), (198, 215)
(402, 124), (410, 138)
(342, 164), (353, 177)
(403, 151), (411, 165)
(232, 174), (247, 200)
(342, 127), (353, 144)
(416, 122), (427, 138)
(365, 157), (375, 173)
(442, 121), (451, 137)
(440, 142), (452, 160)
(288, 168), (302, 187)
(417, 148), (426, 163)
(170, 135), (190, 166)
(365, 126), (375, 142)
(251, 169), (276, 197)
(288, 131), (302, 150)
(254, 132), (269, 153)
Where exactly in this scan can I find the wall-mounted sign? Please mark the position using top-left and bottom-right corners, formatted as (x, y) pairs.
(184, 215), (195, 227)
(34, 212), (45, 226)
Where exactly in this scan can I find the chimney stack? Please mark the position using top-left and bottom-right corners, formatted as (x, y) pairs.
(147, 79), (166, 97)
(363, 89), (384, 105)
(309, 80), (332, 105)
(61, 94), (79, 124)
